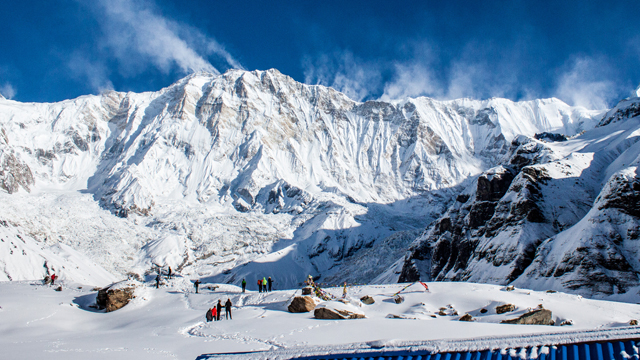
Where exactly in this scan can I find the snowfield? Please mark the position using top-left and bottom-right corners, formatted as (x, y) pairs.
(1, 279), (640, 360)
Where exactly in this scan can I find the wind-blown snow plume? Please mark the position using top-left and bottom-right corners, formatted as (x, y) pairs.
(89, 0), (241, 75)
(555, 56), (617, 110)
(0, 82), (15, 100)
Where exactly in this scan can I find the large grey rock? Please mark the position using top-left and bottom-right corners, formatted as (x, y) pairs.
(501, 308), (553, 325)
(288, 296), (316, 313)
(96, 287), (134, 312)
(314, 307), (365, 320)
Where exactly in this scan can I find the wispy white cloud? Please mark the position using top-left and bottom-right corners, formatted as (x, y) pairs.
(379, 62), (441, 102)
(93, 0), (240, 75)
(554, 56), (617, 110)
(67, 53), (114, 94)
(303, 51), (382, 101)
(0, 82), (16, 99)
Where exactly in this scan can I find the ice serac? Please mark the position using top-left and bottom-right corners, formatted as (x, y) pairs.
(400, 96), (640, 298)
(0, 69), (602, 288)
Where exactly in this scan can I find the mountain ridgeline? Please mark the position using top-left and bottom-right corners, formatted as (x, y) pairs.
(1, 68), (638, 299)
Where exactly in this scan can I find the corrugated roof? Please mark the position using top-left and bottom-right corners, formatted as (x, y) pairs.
(295, 339), (640, 360)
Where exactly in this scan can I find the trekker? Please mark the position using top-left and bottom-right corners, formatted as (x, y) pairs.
(268, 276), (273, 292)
(155, 274), (160, 289)
(194, 279), (201, 293)
(168, 266), (172, 279)
(263, 277), (267, 292)
(343, 282), (347, 299)
(241, 278), (246, 293)
(206, 308), (213, 322)
(212, 306), (217, 321)
(216, 300), (222, 321)
(225, 298), (232, 320)
(257, 279), (262, 293)
(50, 273), (56, 286)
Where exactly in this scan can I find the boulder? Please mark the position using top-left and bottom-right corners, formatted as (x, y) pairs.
(301, 287), (313, 295)
(630, 319), (638, 326)
(501, 309), (553, 325)
(288, 296), (316, 313)
(496, 304), (516, 314)
(480, 308), (488, 314)
(314, 307), (365, 320)
(360, 295), (375, 305)
(459, 314), (473, 321)
(394, 295), (404, 304)
(96, 287), (134, 312)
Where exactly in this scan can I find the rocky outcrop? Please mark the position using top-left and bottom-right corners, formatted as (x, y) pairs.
(314, 306), (365, 320)
(288, 296), (316, 313)
(501, 309), (553, 325)
(459, 314), (474, 321)
(96, 286), (135, 312)
(0, 148), (34, 194)
(496, 304), (516, 314)
(360, 295), (375, 305)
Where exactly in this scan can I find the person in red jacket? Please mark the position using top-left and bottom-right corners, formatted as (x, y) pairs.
(211, 307), (217, 322)
(50, 273), (56, 286)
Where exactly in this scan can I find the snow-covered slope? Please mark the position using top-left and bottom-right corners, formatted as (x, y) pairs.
(0, 69), (601, 287)
(1, 279), (640, 359)
(400, 97), (640, 298)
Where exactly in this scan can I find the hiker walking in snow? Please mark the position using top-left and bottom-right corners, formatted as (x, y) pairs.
(241, 278), (246, 293)
(268, 277), (273, 292)
(155, 274), (160, 289)
(50, 273), (56, 286)
(216, 299), (222, 321)
(263, 277), (268, 292)
(212, 306), (217, 321)
(257, 279), (262, 293)
(225, 298), (232, 320)
(168, 266), (172, 279)
(343, 282), (348, 299)
(206, 308), (213, 322)
(194, 280), (201, 293)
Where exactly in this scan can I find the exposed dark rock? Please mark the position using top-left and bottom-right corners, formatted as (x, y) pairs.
(314, 306), (365, 320)
(501, 309), (553, 325)
(360, 295), (375, 305)
(288, 296), (316, 313)
(496, 304), (516, 314)
(534, 132), (568, 142)
(459, 314), (474, 321)
(597, 174), (640, 218)
(96, 286), (135, 312)
(0, 149), (34, 194)
(480, 308), (488, 314)
(630, 319), (638, 326)
(301, 286), (313, 295)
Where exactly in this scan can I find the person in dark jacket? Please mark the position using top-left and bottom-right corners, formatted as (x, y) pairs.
(225, 298), (232, 320)
(206, 308), (213, 322)
(216, 299), (222, 321)
(257, 279), (262, 293)
(194, 279), (201, 293)
(155, 274), (160, 289)
(268, 276), (273, 292)
(168, 266), (172, 279)
(241, 278), (246, 293)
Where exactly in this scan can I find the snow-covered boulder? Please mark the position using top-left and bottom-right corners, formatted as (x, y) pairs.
(96, 280), (139, 312)
(314, 301), (365, 319)
(501, 308), (553, 325)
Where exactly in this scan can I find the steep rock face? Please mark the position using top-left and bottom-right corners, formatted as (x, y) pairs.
(400, 97), (640, 297)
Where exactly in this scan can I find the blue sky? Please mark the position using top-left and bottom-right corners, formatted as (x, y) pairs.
(1, 0), (639, 109)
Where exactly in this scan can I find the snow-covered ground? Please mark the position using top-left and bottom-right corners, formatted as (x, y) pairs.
(2, 279), (639, 360)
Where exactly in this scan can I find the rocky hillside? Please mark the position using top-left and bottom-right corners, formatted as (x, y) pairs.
(399, 97), (640, 298)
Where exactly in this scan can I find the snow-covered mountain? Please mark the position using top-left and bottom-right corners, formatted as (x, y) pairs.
(399, 97), (640, 298)
(0, 69), (606, 289)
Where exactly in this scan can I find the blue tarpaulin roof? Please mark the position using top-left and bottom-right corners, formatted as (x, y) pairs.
(295, 339), (640, 360)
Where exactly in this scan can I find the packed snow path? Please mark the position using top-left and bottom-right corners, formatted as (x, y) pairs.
(1, 279), (640, 360)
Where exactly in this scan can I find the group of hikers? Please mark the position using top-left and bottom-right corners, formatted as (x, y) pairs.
(257, 276), (273, 292)
(43, 273), (57, 285)
(206, 298), (233, 321)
